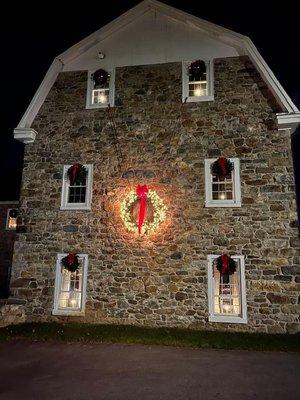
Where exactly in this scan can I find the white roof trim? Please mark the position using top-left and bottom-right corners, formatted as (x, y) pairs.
(14, 0), (299, 144)
(14, 127), (37, 144)
(277, 112), (300, 133)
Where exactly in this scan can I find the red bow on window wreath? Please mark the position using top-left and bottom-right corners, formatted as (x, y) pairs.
(67, 163), (87, 186)
(211, 157), (234, 180)
(136, 185), (149, 234)
(215, 254), (237, 284)
(61, 253), (79, 272)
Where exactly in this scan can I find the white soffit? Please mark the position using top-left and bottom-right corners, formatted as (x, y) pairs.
(14, 0), (299, 143)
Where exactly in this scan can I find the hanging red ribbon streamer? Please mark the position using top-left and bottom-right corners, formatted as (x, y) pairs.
(69, 163), (81, 185)
(136, 185), (149, 234)
(218, 157), (228, 178)
(221, 254), (230, 275)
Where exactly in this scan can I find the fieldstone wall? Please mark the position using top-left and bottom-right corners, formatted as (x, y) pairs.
(0, 299), (26, 328)
(11, 57), (299, 333)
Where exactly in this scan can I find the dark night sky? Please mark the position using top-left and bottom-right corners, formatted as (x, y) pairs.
(1, 0), (299, 213)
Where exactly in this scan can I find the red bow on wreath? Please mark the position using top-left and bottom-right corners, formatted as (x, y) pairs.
(136, 185), (149, 234)
(217, 158), (227, 179)
(61, 253), (80, 272)
(215, 254), (237, 283)
(68, 163), (81, 185)
(211, 157), (234, 181)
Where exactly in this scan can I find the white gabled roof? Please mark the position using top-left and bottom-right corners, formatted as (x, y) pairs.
(15, 0), (300, 143)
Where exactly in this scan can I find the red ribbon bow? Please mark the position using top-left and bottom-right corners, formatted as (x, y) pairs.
(69, 163), (81, 185)
(221, 254), (230, 275)
(218, 157), (228, 178)
(67, 253), (76, 266)
(136, 185), (149, 234)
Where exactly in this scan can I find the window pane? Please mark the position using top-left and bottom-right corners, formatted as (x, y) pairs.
(92, 88), (109, 105)
(211, 171), (234, 201)
(188, 70), (207, 97)
(8, 217), (17, 229)
(213, 260), (241, 316)
(59, 266), (82, 310)
(68, 177), (87, 204)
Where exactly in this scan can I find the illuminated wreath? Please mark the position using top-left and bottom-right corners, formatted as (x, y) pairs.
(120, 188), (167, 235)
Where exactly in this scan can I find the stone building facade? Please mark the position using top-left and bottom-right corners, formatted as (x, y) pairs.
(11, 1), (299, 332)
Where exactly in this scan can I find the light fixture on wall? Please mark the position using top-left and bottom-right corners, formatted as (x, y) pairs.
(98, 52), (106, 59)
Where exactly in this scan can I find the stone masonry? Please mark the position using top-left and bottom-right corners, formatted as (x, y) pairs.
(11, 56), (300, 333)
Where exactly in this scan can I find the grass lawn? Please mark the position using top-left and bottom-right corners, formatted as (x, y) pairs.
(0, 322), (299, 352)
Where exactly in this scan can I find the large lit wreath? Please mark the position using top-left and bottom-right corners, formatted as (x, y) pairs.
(120, 186), (167, 235)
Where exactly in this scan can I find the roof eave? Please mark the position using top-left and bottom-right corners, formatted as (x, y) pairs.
(277, 112), (300, 133)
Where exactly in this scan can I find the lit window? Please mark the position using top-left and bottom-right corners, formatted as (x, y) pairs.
(53, 253), (88, 315)
(6, 208), (18, 230)
(86, 68), (115, 109)
(182, 60), (214, 103)
(205, 158), (241, 207)
(207, 255), (247, 324)
(60, 164), (93, 210)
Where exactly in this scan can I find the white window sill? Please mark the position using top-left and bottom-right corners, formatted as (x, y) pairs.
(183, 95), (214, 103)
(86, 103), (109, 110)
(209, 315), (248, 324)
(205, 201), (241, 208)
(60, 205), (91, 211)
(52, 309), (85, 317)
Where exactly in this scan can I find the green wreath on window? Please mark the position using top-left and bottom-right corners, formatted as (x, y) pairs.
(61, 253), (80, 272)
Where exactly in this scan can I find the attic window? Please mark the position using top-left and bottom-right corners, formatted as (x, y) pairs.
(86, 68), (115, 109)
(182, 60), (214, 103)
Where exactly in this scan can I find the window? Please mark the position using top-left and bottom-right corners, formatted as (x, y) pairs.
(6, 208), (18, 230)
(86, 68), (115, 109)
(205, 158), (241, 207)
(60, 164), (93, 210)
(207, 255), (247, 324)
(182, 60), (214, 103)
(53, 253), (88, 316)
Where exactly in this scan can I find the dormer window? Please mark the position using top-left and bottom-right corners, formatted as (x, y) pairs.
(86, 68), (115, 109)
(182, 60), (214, 103)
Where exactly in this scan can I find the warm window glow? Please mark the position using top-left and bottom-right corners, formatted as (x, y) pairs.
(213, 261), (241, 316)
(92, 88), (109, 105)
(59, 267), (82, 310)
(8, 217), (17, 229)
(212, 172), (234, 201)
(6, 209), (18, 230)
(188, 76), (207, 97)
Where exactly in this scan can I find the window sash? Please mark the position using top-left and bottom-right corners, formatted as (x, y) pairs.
(60, 165), (93, 210)
(53, 254), (88, 315)
(86, 69), (115, 109)
(182, 61), (214, 103)
(207, 255), (247, 324)
(205, 158), (241, 207)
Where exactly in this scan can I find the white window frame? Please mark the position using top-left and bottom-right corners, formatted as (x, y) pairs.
(6, 208), (18, 230)
(207, 255), (247, 324)
(182, 60), (214, 103)
(60, 164), (93, 211)
(86, 68), (115, 109)
(205, 158), (241, 208)
(53, 253), (88, 316)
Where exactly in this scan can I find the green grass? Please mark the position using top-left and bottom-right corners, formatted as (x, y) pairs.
(0, 322), (299, 352)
